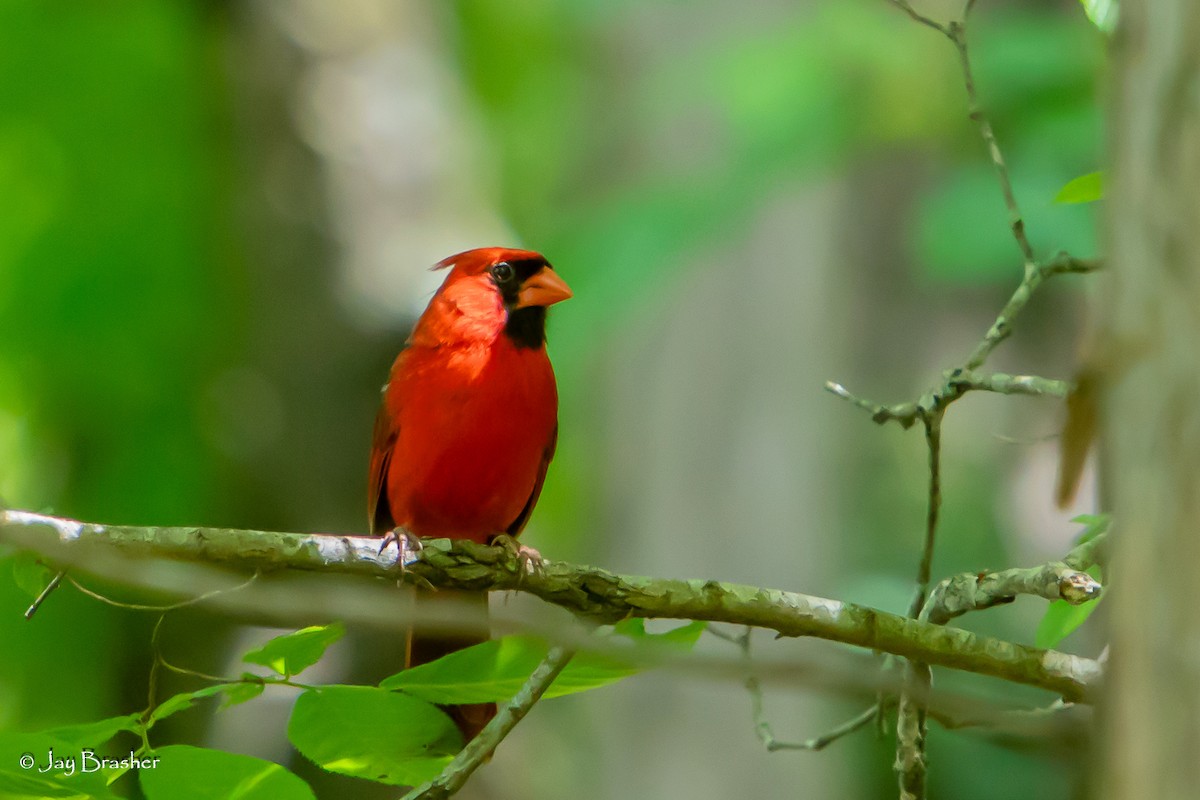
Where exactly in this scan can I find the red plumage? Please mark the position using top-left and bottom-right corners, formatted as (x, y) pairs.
(367, 247), (571, 742)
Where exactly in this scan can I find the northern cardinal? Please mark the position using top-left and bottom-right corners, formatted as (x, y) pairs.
(367, 247), (571, 741)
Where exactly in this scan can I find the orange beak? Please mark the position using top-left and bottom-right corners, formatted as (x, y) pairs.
(516, 267), (573, 309)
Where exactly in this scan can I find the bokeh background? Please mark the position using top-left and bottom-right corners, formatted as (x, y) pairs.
(0, 1), (1106, 798)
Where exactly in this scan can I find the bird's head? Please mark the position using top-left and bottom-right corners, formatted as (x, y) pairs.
(423, 247), (573, 349)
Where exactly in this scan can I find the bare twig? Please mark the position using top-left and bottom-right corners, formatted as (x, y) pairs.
(65, 571), (259, 612)
(402, 646), (575, 800)
(825, 256), (1099, 428)
(886, 0), (950, 35)
(949, 19), (1035, 266)
(887, 0), (1034, 266)
(750, 683), (879, 752)
(909, 412), (944, 617)
(947, 371), (1071, 398)
(720, 625), (884, 752)
(24, 569), (65, 620)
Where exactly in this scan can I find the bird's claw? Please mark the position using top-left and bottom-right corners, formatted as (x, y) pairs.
(379, 527), (423, 568)
(491, 534), (543, 580)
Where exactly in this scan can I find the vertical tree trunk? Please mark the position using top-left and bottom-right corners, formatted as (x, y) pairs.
(1103, 2), (1200, 798)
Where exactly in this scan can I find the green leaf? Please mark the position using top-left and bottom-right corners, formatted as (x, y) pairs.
(612, 618), (707, 647)
(1035, 565), (1103, 648)
(140, 745), (315, 800)
(42, 714), (142, 748)
(1078, 0), (1118, 33)
(0, 732), (125, 799)
(382, 622), (707, 703)
(288, 686), (460, 787)
(1070, 512), (1111, 545)
(220, 678), (266, 709)
(382, 636), (554, 702)
(148, 684), (237, 725)
(242, 622), (344, 678)
(11, 552), (54, 599)
(1054, 171), (1104, 204)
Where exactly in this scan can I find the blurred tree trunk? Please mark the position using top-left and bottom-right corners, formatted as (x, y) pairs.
(1102, 2), (1200, 798)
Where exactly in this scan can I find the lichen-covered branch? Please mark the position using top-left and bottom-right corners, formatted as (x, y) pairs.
(895, 410), (943, 800)
(922, 555), (1103, 627)
(0, 509), (1101, 703)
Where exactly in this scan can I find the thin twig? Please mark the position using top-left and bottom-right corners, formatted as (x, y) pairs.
(143, 615), (167, 745)
(949, 21), (1035, 266)
(908, 412), (944, 617)
(886, 0), (950, 35)
(933, 698), (1075, 732)
(24, 569), (66, 620)
(402, 646), (575, 800)
(722, 625), (884, 752)
(826, 253), (1098, 424)
(750, 678), (880, 752)
(947, 371), (1071, 398)
(66, 571), (259, 612)
(887, 0), (1032, 266)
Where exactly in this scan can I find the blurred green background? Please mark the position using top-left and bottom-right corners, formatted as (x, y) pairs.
(0, 1), (1105, 798)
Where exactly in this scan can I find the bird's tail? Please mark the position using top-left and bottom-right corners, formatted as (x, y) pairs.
(406, 587), (496, 742)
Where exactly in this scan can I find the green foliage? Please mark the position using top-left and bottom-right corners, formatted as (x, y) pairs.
(287, 687), (461, 787)
(1054, 171), (1104, 204)
(9, 552), (53, 599)
(381, 620), (705, 702)
(0, 0), (1114, 796)
(140, 745), (315, 800)
(148, 684), (244, 726)
(0, 616), (707, 795)
(0, 0), (241, 757)
(1079, 0), (1118, 33)
(42, 715), (141, 748)
(220, 677), (266, 709)
(1035, 564), (1102, 649)
(242, 622), (345, 678)
(0, 731), (127, 799)
(1070, 513), (1110, 546)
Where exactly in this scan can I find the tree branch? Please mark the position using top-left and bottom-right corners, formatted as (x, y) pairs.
(402, 645), (575, 800)
(922, 555), (1103, 627)
(948, 16), (1035, 267)
(825, 254), (1097, 429)
(0, 509), (1101, 703)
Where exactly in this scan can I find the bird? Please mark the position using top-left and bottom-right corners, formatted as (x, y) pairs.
(367, 247), (571, 742)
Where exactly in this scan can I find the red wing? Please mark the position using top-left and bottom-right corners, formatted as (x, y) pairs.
(502, 423), (558, 538)
(367, 392), (398, 536)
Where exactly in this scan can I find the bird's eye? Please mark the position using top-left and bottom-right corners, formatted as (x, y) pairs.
(490, 262), (515, 283)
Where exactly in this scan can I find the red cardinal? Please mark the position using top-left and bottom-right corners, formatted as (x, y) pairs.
(367, 247), (571, 741)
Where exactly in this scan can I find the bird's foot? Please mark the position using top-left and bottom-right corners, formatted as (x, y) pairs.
(491, 534), (543, 580)
(379, 527), (423, 567)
